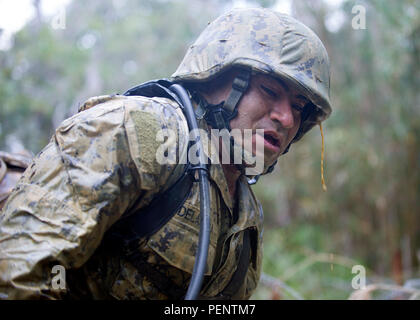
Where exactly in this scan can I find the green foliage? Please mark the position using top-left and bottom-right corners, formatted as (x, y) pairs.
(252, 226), (361, 299)
(0, 0), (220, 152)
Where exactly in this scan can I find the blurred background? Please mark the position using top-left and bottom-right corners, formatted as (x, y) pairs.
(0, 0), (419, 299)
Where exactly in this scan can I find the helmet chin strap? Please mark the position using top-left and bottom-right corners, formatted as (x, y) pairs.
(194, 69), (251, 131)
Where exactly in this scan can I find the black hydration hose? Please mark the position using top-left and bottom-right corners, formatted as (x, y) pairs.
(169, 84), (211, 300)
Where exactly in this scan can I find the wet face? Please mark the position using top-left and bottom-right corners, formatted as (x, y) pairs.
(229, 73), (307, 166)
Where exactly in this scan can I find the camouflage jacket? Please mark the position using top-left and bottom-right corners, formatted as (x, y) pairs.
(0, 94), (263, 300)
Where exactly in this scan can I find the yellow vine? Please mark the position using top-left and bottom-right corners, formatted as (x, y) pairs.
(319, 123), (327, 192)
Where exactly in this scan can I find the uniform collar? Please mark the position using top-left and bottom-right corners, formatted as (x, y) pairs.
(197, 119), (261, 230)
(231, 175), (262, 232)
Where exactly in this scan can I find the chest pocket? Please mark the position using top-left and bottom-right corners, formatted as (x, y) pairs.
(146, 182), (218, 276)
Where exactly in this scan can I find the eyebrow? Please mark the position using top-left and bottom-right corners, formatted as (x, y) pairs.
(266, 76), (309, 104)
(273, 78), (308, 102)
(296, 94), (308, 101)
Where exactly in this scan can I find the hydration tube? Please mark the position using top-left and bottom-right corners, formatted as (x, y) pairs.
(169, 84), (211, 300)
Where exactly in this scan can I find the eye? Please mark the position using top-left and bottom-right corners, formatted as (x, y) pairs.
(260, 85), (277, 98)
(292, 95), (309, 113)
(292, 104), (304, 113)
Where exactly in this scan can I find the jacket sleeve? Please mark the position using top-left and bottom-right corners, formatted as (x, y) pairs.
(0, 96), (188, 299)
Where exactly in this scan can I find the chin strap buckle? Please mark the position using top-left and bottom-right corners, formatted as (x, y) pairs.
(223, 69), (251, 114)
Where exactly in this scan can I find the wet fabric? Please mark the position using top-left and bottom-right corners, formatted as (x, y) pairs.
(0, 94), (263, 300)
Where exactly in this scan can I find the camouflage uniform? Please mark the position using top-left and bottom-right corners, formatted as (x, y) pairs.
(0, 8), (331, 300)
(0, 94), (262, 299)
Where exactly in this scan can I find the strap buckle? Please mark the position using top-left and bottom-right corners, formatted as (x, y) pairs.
(231, 71), (251, 92)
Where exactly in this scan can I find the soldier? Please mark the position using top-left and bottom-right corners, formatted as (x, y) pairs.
(0, 8), (331, 299)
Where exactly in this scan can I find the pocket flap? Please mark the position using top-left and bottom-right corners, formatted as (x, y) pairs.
(147, 204), (216, 276)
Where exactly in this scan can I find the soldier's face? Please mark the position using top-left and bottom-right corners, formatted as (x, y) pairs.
(229, 74), (306, 166)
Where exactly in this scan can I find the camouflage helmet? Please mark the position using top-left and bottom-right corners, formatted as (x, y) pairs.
(172, 7), (332, 142)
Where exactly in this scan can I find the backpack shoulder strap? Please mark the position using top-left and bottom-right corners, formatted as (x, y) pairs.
(123, 79), (184, 107)
(105, 163), (194, 250)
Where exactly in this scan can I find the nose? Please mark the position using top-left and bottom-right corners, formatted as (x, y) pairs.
(269, 97), (296, 129)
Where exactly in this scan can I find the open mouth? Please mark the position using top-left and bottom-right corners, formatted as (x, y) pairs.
(263, 132), (280, 147)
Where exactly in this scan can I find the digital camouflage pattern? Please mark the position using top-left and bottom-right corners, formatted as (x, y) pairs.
(0, 94), (263, 299)
(172, 7), (332, 142)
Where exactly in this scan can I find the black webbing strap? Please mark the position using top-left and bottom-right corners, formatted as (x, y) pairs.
(123, 79), (183, 107)
(193, 69), (251, 131)
(105, 166), (194, 250)
(218, 229), (251, 299)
